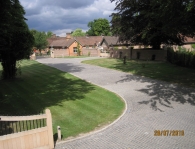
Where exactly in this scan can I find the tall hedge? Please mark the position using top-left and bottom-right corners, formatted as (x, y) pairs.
(167, 47), (195, 69)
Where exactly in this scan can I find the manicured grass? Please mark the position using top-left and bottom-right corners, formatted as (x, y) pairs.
(0, 60), (124, 140)
(82, 58), (195, 88)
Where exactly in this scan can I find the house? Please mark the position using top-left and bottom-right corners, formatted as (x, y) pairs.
(167, 36), (195, 51)
(99, 36), (167, 60)
(99, 36), (153, 51)
(47, 34), (103, 57)
(100, 36), (118, 51)
(180, 37), (195, 51)
(99, 36), (131, 51)
(74, 36), (103, 56)
(49, 38), (82, 57)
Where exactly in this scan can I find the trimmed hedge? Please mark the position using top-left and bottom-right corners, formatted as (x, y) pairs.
(167, 47), (195, 68)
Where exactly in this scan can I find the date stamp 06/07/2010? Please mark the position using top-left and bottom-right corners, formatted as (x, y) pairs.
(154, 130), (184, 136)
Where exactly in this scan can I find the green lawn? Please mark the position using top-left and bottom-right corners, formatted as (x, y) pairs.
(82, 58), (195, 88)
(0, 60), (124, 140)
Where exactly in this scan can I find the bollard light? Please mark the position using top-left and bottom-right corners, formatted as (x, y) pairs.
(57, 126), (61, 141)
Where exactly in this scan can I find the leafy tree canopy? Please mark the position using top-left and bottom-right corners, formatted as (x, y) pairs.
(86, 18), (111, 36)
(46, 31), (53, 38)
(31, 30), (48, 50)
(192, 44), (195, 50)
(71, 28), (86, 37)
(30, 30), (53, 54)
(0, 0), (34, 79)
(110, 0), (195, 49)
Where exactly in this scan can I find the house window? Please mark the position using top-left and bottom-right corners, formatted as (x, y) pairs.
(73, 47), (77, 53)
(86, 45), (89, 49)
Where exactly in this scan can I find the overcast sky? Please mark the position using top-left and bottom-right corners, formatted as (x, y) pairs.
(20, 0), (116, 37)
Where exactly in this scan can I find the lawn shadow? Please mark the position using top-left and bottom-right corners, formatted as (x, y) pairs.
(116, 74), (195, 112)
(0, 61), (95, 115)
(109, 59), (152, 73)
(46, 63), (85, 73)
(53, 133), (63, 147)
(36, 57), (86, 73)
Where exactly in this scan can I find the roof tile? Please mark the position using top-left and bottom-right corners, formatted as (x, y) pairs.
(75, 36), (103, 46)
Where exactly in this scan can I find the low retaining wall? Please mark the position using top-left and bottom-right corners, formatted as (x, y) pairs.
(82, 48), (100, 57)
(51, 50), (69, 58)
(30, 53), (36, 60)
(110, 49), (167, 61)
(100, 53), (110, 57)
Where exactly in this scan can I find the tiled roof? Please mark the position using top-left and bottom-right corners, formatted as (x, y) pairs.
(100, 36), (131, 46)
(75, 36), (103, 46)
(49, 38), (75, 47)
(47, 37), (66, 46)
(47, 35), (134, 48)
(66, 39), (76, 47)
(102, 36), (119, 45)
(184, 37), (195, 44)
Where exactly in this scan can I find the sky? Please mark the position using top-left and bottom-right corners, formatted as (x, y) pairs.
(20, 0), (116, 37)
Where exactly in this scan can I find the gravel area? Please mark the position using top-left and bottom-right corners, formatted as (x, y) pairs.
(37, 57), (195, 149)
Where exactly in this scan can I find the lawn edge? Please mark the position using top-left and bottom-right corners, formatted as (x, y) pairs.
(82, 59), (195, 89)
(55, 73), (127, 145)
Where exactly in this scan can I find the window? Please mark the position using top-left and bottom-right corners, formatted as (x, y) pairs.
(73, 47), (77, 53)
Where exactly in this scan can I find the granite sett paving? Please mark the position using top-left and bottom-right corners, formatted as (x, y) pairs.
(37, 57), (195, 149)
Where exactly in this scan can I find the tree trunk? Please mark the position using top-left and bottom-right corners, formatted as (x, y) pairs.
(1, 53), (17, 79)
(152, 44), (161, 49)
(39, 49), (42, 56)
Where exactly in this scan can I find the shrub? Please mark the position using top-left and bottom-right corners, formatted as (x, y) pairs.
(114, 47), (118, 50)
(88, 51), (91, 57)
(167, 47), (195, 69)
(47, 50), (50, 55)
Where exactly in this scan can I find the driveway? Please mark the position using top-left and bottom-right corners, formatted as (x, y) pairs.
(37, 57), (195, 149)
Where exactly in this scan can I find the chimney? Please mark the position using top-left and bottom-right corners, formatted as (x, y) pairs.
(51, 34), (56, 38)
(66, 33), (72, 39)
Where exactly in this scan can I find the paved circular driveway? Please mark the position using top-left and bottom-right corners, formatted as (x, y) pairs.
(37, 57), (195, 149)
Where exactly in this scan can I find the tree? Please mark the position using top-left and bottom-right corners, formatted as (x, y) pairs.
(192, 44), (195, 50)
(31, 30), (49, 55)
(71, 28), (86, 37)
(0, 0), (34, 79)
(86, 18), (111, 36)
(77, 42), (81, 56)
(46, 31), (53, 38)
(110, 0), (195, 49)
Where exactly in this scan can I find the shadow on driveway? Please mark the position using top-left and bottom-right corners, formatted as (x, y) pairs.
(116, 74), (195, 112)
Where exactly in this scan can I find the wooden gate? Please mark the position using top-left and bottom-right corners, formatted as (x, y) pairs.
(0, 109), (54, 149)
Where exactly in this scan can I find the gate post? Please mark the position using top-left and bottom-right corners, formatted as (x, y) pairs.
(46, 109), (54, 149)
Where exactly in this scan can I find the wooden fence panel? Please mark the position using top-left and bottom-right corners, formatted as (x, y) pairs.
(0, 109), (54, 149)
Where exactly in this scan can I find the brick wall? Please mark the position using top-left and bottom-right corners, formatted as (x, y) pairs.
(82, 48), (100, 57)
(53, 49), (69, 57)
(110, 49), (167, 61)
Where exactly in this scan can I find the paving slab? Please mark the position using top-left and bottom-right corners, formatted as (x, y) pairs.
(37, 57), (195, 149)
